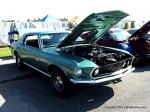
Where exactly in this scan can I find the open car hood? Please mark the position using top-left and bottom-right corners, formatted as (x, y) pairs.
(58, 10), (128, 48)
(130, 21), (150, 38)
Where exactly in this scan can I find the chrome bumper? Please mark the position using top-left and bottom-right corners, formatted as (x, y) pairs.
(70, 66), (135, 84)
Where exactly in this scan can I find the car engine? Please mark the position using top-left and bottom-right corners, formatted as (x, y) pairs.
(62, 45), (132, 66)
(61, 45), (133, 75)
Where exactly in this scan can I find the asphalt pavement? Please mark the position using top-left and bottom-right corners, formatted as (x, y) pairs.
(0, 58), (150, 112)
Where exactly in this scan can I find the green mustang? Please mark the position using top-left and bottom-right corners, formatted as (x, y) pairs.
(12, 10), (135, 95)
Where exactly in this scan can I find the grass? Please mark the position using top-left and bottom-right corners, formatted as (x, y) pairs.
(0, 47), (13, 57)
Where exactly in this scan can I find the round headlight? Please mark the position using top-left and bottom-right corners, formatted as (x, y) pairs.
(74, 68), (82, 76)
(93, 68), (99, 77)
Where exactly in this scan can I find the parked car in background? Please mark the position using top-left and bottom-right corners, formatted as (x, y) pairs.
(127, 29), (137, 35)
(128, 29), (150, 39)
(12, 11), (135, 96)
(97, 28), (132, 52)
(97, 21), (150, 64)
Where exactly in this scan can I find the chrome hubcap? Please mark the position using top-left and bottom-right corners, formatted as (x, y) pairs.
(17, 57), (20, 67)
(53, 75), (64, 92)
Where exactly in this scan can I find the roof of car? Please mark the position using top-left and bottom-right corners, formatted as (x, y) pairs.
(17, 28), (70, 37)
(109, 28), (125, 32)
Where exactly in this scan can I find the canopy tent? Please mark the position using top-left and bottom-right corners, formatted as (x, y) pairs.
(33, 15), (66, 30)
(38, 15), (61, 22)
(0, 16), (66, 45)
(0, 22), (13, 46)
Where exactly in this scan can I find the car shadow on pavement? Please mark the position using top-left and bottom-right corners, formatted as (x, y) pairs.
(0, 64), (114, 112)
(0, 63), (34, 82)
(133, 65), (150, 73)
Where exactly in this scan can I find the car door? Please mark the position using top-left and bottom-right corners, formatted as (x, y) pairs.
(21, 34), (41, 68)
(37, 34), (53, 73)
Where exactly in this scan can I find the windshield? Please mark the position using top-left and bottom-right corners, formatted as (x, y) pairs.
(41, 33), (69, 48)
(110, 29), (131, 40)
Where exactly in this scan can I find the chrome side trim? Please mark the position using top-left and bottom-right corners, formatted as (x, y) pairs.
(70, 66), (135, 84)
(23, 62), (51, 77)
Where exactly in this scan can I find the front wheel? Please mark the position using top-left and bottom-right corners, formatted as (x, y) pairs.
(50, 68), (72, 96)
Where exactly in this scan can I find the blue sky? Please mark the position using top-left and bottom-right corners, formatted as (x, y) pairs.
(0, 0), (149, 21)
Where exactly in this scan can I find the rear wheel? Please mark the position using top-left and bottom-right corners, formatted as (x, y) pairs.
(15, 54), (24, 69)
(50, 68), (72, 96)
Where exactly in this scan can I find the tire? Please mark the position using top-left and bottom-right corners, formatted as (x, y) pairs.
(15, 54), (24, 69)
(50, 68), (72, 97)
(133, 53), (147, 66)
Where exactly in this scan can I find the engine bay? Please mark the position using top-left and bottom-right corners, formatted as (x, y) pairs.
(61, 45), (131, 66)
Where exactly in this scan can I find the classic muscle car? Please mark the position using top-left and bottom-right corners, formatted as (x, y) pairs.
(97, 21), (150, 64)
(12, 10), (135, 96)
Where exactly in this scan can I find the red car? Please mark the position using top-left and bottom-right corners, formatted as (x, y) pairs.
(97, 21), (150, 64)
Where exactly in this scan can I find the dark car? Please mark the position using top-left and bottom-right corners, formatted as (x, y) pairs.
(97, 21), (150, 64)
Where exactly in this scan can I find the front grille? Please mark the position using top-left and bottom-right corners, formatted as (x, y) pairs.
(92, 58), (133, 79)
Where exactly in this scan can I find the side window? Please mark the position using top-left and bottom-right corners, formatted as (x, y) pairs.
(24, 35), (39, 48)
(40, 35), (52, 48)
